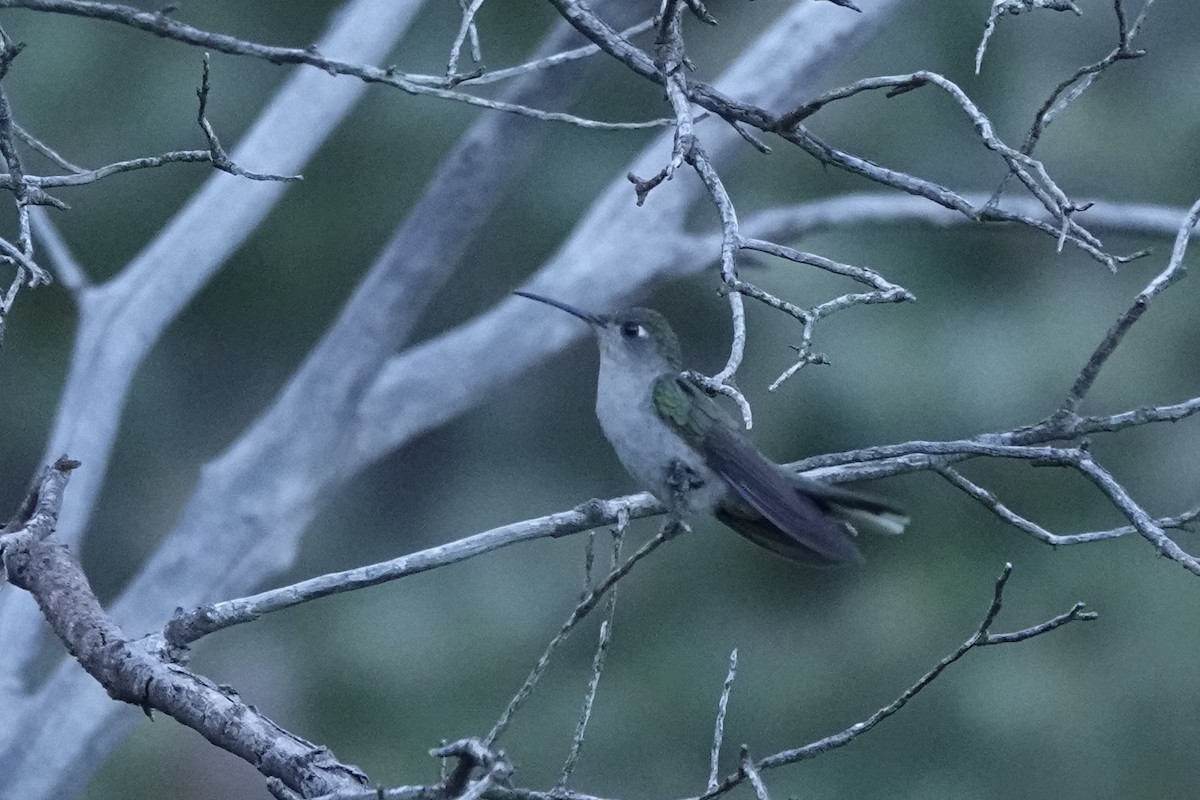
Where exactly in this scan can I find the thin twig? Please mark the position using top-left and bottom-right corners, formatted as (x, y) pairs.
(1073, 455), (1200, 576)
(774, 71), (1102, 264)
(738, 746), (770, 800)
(707, 648), (738, 792)
(976, 0), (1084, 75)
(557, 524), (626, 789)
(982, 0), (1154, 211)
(936, 465), (1200, 546)
(195, 55), (302, 182)
(484, 520), (682, 747)
(12, 121), (86, 173)
(697, 565), (1096, 800)
(0, 0), (677, 130)
(682, 142), (754, 426)
(0, 45), (52, 318)
(447, 0), (486, 78)
(460, 19), (655, 86)
(1061, 194), (1200, 413)
(739, 236), (913, 391)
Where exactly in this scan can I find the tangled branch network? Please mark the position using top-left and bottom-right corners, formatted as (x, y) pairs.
(0, 0), (1193, 799)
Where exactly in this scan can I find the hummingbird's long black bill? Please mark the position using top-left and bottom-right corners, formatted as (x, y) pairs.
(514, 291), (602, 326)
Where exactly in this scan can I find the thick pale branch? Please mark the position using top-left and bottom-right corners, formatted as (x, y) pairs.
(725, 193), (1200, 251)
(28, 207), (87, 293)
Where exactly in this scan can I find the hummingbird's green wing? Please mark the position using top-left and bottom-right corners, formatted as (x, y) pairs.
(652, 374), (863, 565)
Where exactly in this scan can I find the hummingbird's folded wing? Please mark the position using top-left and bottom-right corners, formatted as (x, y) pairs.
(653, 374), (863, 565)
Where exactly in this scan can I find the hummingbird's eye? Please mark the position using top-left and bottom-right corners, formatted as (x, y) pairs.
(620, 321), (644, 338)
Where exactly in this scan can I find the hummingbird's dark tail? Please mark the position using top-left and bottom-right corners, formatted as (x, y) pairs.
(791, 475), (909, 538)
(716, 479), (906, 567)
(825, 501), (909, 538)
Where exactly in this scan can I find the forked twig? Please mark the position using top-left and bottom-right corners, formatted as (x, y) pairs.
(696, 565), (1096, 800)
(484, 520), (683, 747)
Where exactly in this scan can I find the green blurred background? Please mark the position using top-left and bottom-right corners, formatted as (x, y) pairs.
(2, 1), (1200, 798)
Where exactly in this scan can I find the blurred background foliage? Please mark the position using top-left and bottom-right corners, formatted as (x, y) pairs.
(2, 1), (1199, 798)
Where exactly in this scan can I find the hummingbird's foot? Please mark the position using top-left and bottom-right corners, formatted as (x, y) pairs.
(660, 515), (691, 541)
(665, 458), (706, 506)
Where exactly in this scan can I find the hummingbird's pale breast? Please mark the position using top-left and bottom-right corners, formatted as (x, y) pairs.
(594, 353), (730, 517)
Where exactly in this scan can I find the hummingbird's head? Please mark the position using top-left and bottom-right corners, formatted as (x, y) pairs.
(514, 291), (682, 374)
(593, 307), (682, 374)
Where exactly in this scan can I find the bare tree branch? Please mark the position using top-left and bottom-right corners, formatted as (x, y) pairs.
(0, 32), (52, 332)
(0, 0), (673, 129)
(1062, 195), (1200, 413)
(1, 54), (304, 202)
(0, 1), (679, 792)
(982, 0), (1154, 214)
(547, 0), (1136, 269)
(164, 495), (654, 648)
(12, 119), (86, 173)
(229, 566), (1094, 800)
(976, 0), (1085, 74)
(462, 18), (655, 86)
(7, 1), (1189, 797)
(936, 465), (1200, 547)
(557, 525), (625, 789)
(447, 0), (487, 78)
(708, 649), (739, 792)
(738, 746), (771, 800)
(1, 462), (370, 797)
(484, 520), (682, 748)
(0, 0), (427, 789)
(698, 565), (1095, 800)
(154, 379), (1198, 661)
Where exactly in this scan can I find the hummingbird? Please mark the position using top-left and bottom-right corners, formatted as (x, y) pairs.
(515, 291), (907, 566)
